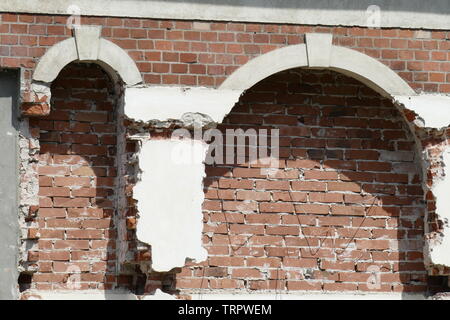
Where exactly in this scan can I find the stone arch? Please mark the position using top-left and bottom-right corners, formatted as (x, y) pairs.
(28, 25), (142, 117)
(33, 26), (142, 86)
(217, 35), (450, 275)
(219, 33), (415, 99)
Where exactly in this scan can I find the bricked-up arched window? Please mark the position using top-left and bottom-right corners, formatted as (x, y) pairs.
(175, 68), (430, 295)
(28, 62), (131, 291)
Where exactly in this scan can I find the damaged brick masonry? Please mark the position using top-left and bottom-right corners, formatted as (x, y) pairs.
(0, 1), (450, 300)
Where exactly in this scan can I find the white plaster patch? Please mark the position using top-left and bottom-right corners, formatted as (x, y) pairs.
(124, 87), (241, 124)
(30, 82), (51, 101)
(429, 147), (450, 266)
(394, 94), (450, 129)
(134, 139), (208, 272)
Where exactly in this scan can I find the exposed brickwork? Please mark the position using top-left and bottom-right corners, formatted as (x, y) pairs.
(175, 69), (429, 294)
(25, 63), (134, 290)
(1, 12), (449, 295)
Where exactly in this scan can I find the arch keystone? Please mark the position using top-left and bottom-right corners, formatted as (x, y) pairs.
(305, 33), (333, 67)
(74, 25), (102, 61)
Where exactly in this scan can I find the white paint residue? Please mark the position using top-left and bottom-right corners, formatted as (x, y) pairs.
(429, 147), (450, 266)
(395, 95), (450, 129)
(134, 139), (208, 272)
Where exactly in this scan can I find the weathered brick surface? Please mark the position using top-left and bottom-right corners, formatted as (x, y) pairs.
(26, 63), (130, 290)
(2, 12), (449, 294)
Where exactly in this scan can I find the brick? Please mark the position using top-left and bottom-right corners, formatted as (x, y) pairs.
(54, 240), (90, 250)
(39, 208), (66, 218)
(39, 187), (70, 197)
(291, 181), (327, 191)
(236, 190), (270, 201)
(66, 230), (104, 239)
(355, 240), (391, 250)
(259, 202), (294, 213)
(266, 226), (299, 236)
(331, 205), (366, 216)
(309, 192), (343, 203)
(54, 177), (91, 187)
(327, 182), (361, 192)
(53, 197), (90, 208)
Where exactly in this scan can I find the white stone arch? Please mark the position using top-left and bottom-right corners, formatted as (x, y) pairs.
(31, 25), (142, 104)
(216, 33), (450, 275)
(219, 33), (415, 98)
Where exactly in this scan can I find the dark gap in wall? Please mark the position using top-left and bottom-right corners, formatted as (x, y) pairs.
(18, 272), (32, 293)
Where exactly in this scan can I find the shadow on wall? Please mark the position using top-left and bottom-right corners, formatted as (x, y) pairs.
(173, 68), (448, 297)
(25, 62), (139, 294)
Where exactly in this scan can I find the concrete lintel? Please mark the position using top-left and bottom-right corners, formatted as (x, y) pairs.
(305, 33), (333, 68)
(124, 86), (242, 125)
(74, 25), (102, 61)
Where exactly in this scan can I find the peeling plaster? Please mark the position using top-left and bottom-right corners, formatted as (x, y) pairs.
(30, 82), (51, 102)
(134, 139), (208, 272)
(124, 87), (242, 125)
(428, 147), (450, 267)
(394, 94), (450, 129)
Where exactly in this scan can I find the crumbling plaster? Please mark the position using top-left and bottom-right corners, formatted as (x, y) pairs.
(133, 139), (208, 271)
(427, 147), (450, 267)
(394, 95), (450, 130)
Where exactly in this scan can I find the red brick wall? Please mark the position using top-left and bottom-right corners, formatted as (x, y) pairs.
(175, 69), (428, 294)
(0, 13), (449, 97)
(26, 63), (130, 290)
